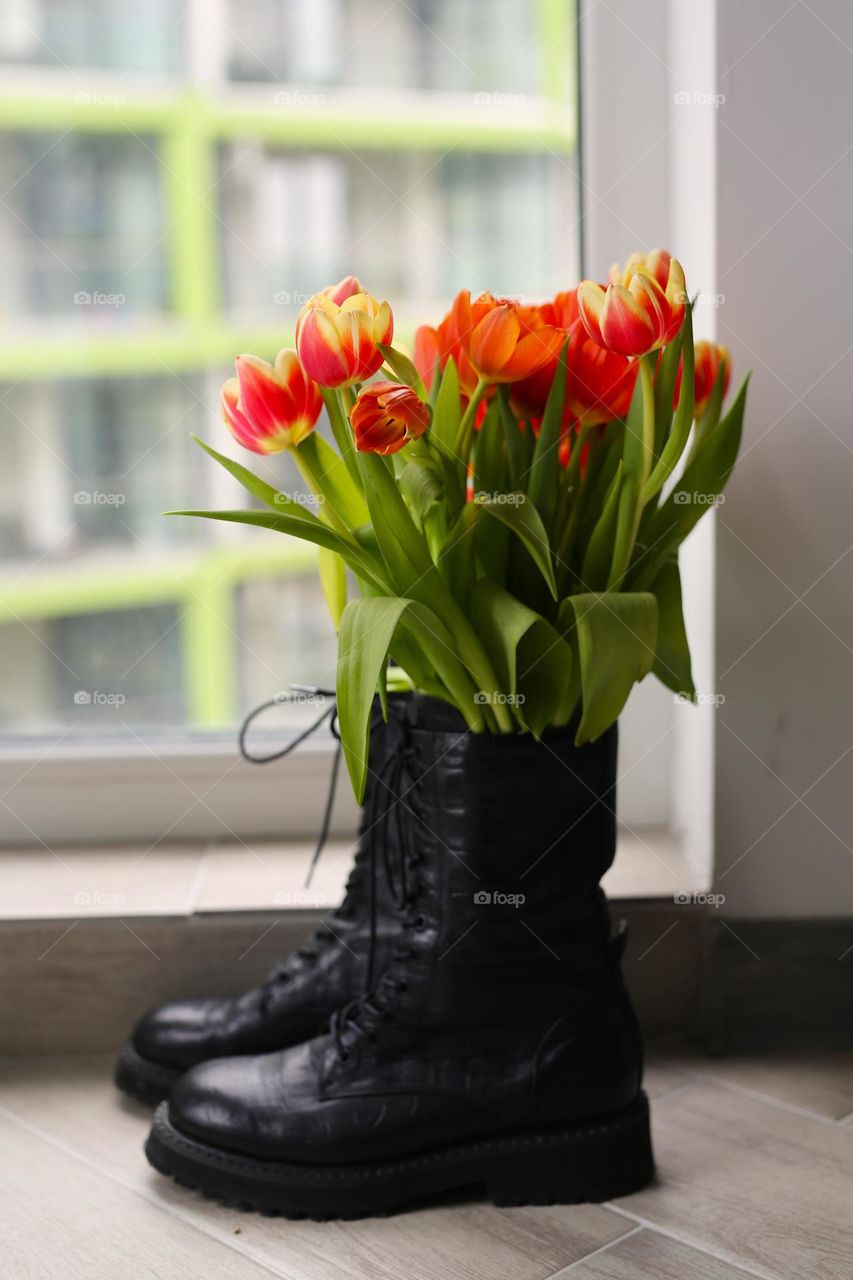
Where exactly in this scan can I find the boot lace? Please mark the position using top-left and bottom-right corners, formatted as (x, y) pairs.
(240, 688), (397, 1003)
(331, 741), (426, 1062)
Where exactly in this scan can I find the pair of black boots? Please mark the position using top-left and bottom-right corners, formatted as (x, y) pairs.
(117, 694), (653, 1218)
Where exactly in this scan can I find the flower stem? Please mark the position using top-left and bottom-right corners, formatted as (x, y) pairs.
(455, 379), (489, 463)
(607, 353), (656, 590)
(320, 387), (361, 489)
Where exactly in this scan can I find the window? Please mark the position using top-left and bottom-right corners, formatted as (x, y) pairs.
(0, 1), (590, 842)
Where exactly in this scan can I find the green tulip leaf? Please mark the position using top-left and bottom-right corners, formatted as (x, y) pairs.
(165, 508), (386, 592)
(635, 372), (749, 588)
(648, 560), (694, 698)
(317, 547), (348, 629)
(378, 342), (427, 398)
(431, 355), (462, 455)
(471, 579), (572, 736)
(642, 302), (695, 505)
(474, 492), (558, 600)
(558, 592), (658, 743)
(337, 595), (479, 800)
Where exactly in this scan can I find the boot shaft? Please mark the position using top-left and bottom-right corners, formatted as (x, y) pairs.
(377, 696), (621, 1027)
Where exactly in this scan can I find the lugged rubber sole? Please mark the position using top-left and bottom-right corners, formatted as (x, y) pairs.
(145, 1092), (654, 1219)
(114, 1041), (182, 1106)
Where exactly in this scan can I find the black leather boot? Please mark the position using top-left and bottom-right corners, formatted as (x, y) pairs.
(145, 695), (652, 1215)
(115, 694), (411, 1104)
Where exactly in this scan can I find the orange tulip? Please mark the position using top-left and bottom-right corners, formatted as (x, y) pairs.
(414, 291), (493, 397)
(415, 292), (564, 398)
(537, 289), (579, 330)
(350, 381), (430, 456)
(675, 340), (731, 416)
(577, 250), (686, 357)
(221, 350), (322, 454)
(567, 320), (639, 424)
(468, 297), (564, 384)
(296, 288), (393, 388)
(413, 323), (442, 392)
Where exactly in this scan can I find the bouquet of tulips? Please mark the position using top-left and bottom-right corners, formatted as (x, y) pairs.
(175, 252), (747, 801)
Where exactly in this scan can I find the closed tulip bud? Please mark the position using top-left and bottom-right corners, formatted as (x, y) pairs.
(320, 275), (364, 305)
(468, 298), (564, 384)
(350, 381), (430, 456)
(221, 350), (322, 454)
(296, 289), (393, 388)
(676, 340), (731, 417)
(413, 324), (442, 391)
(578, 250), (686, 357)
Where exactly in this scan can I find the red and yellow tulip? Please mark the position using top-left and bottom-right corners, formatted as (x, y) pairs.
(296, 288), (393, 388)
(577, 250), (686, 357)
(350, 380), (430, 456)
(221, 350), (322, 454)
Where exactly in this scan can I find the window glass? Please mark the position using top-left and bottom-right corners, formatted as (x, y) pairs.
(0, 0), (182, 73)
(225, 0), (543, 95)
(0, 133), (168, 319)
(0, 2), (579, 742)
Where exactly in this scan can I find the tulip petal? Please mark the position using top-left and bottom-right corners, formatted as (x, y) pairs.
(577, 281), (607, 347)
(297, 308), (353, 387)
(470, 305), (521, 378)
(599, 282), (660, 356)
(498, 327), (565, 382)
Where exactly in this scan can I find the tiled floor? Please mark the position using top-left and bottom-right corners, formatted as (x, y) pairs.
(1, 1046), (851, 1278)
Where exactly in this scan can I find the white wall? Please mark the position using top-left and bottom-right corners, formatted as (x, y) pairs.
(712, 0), (853, 917)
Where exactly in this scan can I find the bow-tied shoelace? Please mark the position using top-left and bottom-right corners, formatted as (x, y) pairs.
(239, 688), (410, 1004)
(240, 687), (353, 999)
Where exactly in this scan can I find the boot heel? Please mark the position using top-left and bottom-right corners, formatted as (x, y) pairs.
(487, 1093), (654, 1206)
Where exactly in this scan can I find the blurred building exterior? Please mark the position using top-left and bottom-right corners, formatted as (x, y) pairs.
(0, 0), (578, 734)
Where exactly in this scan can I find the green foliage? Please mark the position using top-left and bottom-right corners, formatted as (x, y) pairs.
(183, 304), (748, 795)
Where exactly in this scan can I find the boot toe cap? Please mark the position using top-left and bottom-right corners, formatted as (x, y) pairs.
(167, 1045), (317, 1160)
(133, 999), (223, 1069)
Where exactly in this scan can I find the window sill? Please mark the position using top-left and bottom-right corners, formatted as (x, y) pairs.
(0, 827), (692, 923)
